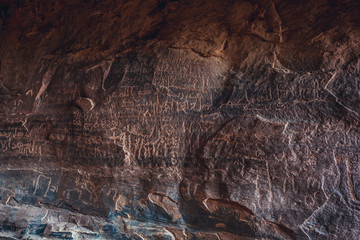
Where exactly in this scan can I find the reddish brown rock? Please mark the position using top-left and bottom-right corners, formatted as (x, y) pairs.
(0, 0), (360, 239)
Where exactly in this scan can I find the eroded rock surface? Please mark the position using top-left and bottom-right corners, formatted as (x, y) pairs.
(1, 0), (360, 239)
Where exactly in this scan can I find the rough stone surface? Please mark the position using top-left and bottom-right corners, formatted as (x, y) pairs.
(0, 0), (360, 239)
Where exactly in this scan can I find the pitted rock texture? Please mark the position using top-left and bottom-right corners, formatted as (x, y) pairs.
(1, 0), (360, 239)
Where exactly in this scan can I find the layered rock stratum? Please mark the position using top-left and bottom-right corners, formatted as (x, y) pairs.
(1, 0), (360, 239)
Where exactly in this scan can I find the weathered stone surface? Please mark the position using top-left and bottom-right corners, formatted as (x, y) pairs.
(0, 0), (360, 239)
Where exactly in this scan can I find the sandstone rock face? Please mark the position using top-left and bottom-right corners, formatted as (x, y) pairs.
(1, 0), (360, 239)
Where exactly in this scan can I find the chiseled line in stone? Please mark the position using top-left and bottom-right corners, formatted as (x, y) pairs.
(35, 67), (57, 100)
(324, 71), (359, 117)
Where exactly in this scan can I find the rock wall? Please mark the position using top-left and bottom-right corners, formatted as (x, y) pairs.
(1, 0), (360, 239)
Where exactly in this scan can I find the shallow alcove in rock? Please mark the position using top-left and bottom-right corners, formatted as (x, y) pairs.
(1, 0), (360, 239)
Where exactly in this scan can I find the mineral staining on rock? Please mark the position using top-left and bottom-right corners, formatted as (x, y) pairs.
(1, 0), (360, 239)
